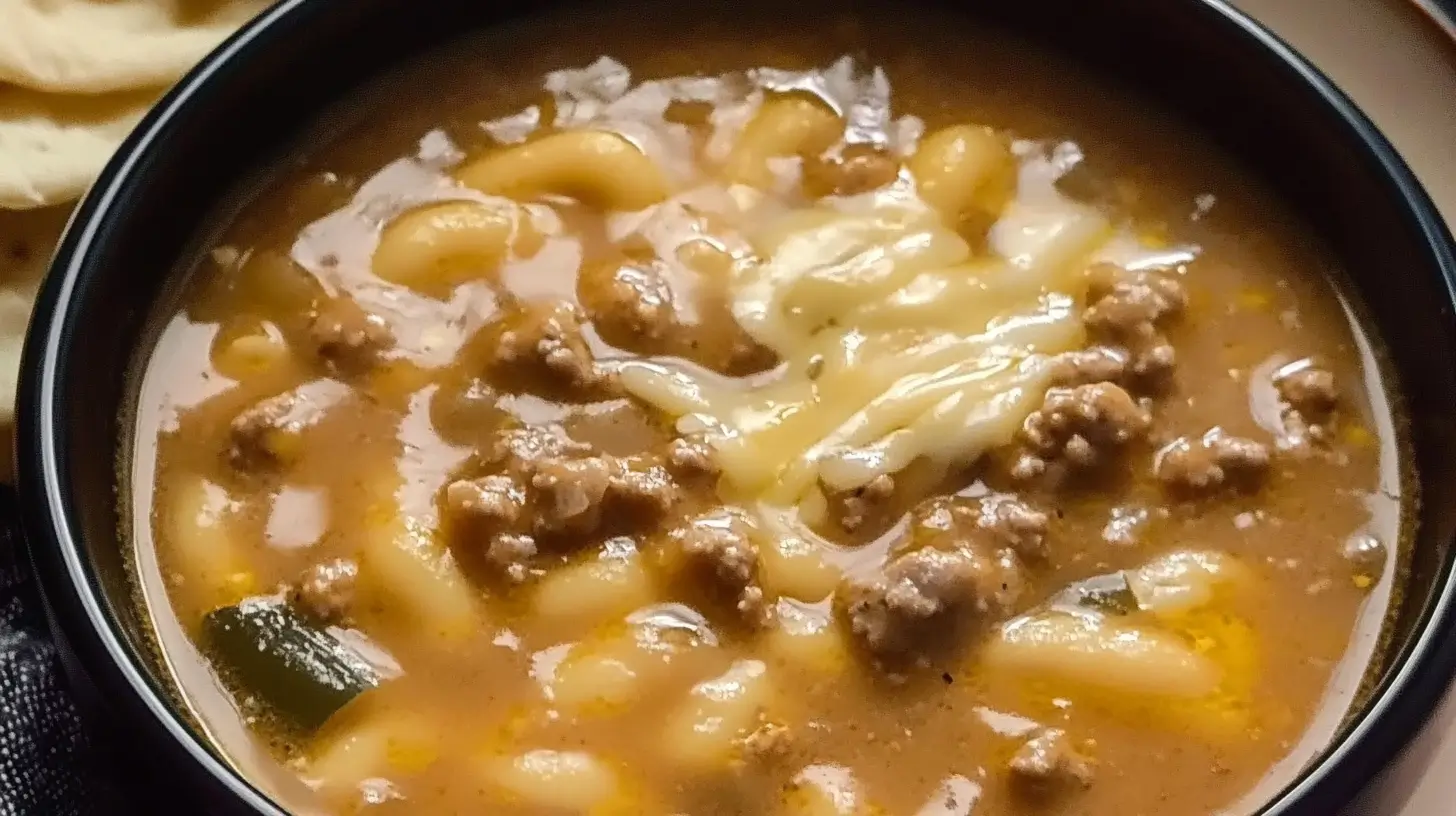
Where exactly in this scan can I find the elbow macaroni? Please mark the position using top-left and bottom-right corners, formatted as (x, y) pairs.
(722, 96), (845, 188)
(482, 749), (627, 812)
(372, 200), (520, 292)
(531, 542), (655, 630)
(355, 470), (481, 642)
(456, 130), (672, 211)
(661, 659), (773, 771)
(160, 474), (256, 607)
(908, 124), (1016, 225)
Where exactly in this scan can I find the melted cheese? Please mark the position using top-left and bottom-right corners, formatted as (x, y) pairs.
(610, 144), (1189, 514)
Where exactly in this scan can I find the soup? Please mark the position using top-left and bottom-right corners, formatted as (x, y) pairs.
(130, 3), (1406, 814)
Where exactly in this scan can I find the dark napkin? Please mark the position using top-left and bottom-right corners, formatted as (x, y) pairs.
(0, 486), (132, 815)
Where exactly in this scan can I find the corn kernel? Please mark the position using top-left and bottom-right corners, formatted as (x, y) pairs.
(222, 571), (256, 602)
(1353, 574), (1374, 590)
(1342, 424), (1374, 449)
(1138, 225), (1169, 248)
(1237, 289), (1272, 311)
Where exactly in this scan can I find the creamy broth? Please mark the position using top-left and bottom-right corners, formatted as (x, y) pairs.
(130, 3), (1405, 814)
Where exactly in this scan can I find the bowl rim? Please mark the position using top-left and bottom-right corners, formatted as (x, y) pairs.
(16, 0), (1456, 813)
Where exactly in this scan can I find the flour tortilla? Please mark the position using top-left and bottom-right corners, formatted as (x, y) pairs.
(0, 1), (264, 479)
(0, 0), (269, 209)
(0, 205), (70, 480)
(0, 0), (268, 95)
(0, 84), (156, 209)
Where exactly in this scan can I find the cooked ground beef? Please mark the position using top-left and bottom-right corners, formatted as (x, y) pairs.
(579, 253), (777, 376)
(486, 533), (538, 584)
(530, 456), (615, 534)
(1012, 382), (1151, 479)
(838, 544), (1023, 660)
(1046, 346), (1130, 387)
(446, 426), (681, 576)
(975, 494), (1052, 559)
(309, 297), (394, 374)
(665, 436), (719, 478)
(579, 260), (677, 341)
(1275, 364), (1338, 416)
(832, 474), (896, 533)
(910, 494), (1050, 561)
(1274, 363), (1339, 453)
(1154, 428), (1271, 492)
(667, 507), (771, 627)
(494, 299), (604, 391)
(531, 455), (678, 534)
(1082, 263), (1186, 381)
(803, 144), (901, 198)
(289, 558), (359, 624)
(1008, 728), (1095, 788)
(444, 474), (526, 527)
(491, 425), (597, 474)
(228, 379), (348, 470)
(838, 494), (1036, 662)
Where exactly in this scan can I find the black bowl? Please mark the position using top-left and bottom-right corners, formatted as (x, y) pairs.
(14, 0), (1456, 813)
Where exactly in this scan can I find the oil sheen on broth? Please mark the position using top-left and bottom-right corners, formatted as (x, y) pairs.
(130, 4), (1405, 815)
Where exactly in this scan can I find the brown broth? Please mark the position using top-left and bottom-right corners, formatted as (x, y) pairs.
(129, 3), (1406, 814)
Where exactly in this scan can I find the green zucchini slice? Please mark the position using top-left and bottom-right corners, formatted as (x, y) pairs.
(203, 597), (381, 731)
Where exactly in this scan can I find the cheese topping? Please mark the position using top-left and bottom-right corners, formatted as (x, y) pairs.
(610, 144), (1191, 515)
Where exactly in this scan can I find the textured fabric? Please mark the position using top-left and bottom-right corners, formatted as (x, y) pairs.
(0, 486), (130, 814)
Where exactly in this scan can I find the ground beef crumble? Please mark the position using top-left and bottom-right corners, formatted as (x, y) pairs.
(494, 299), (605, 391)
(1154, 428), (1271, 492)
(288, 557), (359, 624)
(666, 507), (771, 627)
(1273, 362), (1339, 453)
(665, 435), (719, 479)
(831, 474), (896, 533)
(1008, 728), (1095, 789)
(1012, 382), (1151, 479)
(837, 494), (1041, 661)
(1082, 262), (1186, 382)
(1046, 346), (1130, 387)
(445, 425), (680, 582)
(228, 379), (348, 470)
(309, 297), (394, 374)
(911, 494), (1050, 561)
(579, 260), (677, 342)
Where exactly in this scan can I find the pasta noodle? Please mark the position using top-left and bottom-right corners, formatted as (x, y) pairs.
(372, 200), (521, 292)
(662, 658), (774, 770)
(158, 474), (256, 607)
(722, 96), (845, 189)
(481, 749), (627, 811)
(531, 539), (655, 629)
(354, 470), (481, 641)
(907, 125), (1016, 225)
(456, 130), (672, 211)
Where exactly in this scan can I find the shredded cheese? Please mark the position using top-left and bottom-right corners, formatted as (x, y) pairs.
(609, 145), (1192, 516)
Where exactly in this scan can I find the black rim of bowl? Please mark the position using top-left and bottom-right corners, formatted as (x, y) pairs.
(16, 0), (1456, 813)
